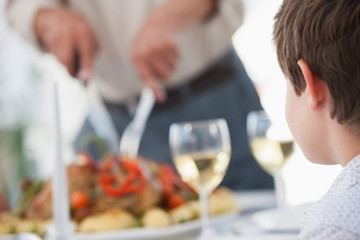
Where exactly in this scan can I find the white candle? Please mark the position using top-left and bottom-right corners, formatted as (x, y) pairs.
(49, 78), (74, 240)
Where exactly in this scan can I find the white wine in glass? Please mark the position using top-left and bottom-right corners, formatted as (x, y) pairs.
(173, 151), (230, 193)
(169, 119), (231, 238)
(247, 110), (294, 207)
(249, 138), (293, 175)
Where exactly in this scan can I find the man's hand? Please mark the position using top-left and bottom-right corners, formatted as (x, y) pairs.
(131, 0), (216, 102)
(35, 8), (99, 82)
(132, 18), (179, 102)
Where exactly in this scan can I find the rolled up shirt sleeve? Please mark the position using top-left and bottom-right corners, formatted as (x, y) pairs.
(6, 0), (59, 48)
(168, 0), (245, 88)
(216, 0), (244, 33)
(200, 0), (244, 62)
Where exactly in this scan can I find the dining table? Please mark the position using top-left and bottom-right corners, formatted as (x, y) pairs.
(0, 190), (305, 240)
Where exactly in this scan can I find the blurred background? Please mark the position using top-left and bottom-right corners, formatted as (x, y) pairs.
(0, 0), (341, 208)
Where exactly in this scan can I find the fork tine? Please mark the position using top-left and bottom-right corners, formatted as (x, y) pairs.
(123, 131), (133, 156)
(119, 124), (133, 156)
(126, 130), (138, 158)
(119, 87), (156, 158)
(120, 129), (140, 157)
(119, 123), (138, 157)
(129, 131), (141, 158)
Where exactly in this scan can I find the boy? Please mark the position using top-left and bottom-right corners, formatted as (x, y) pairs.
(273, 0), (360, 239)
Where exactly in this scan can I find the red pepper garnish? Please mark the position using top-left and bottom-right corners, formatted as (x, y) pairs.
(98, 156), (146, 197)
(158, 164), (175, 196)
(158, 163), (196, 209)
(166, 193), (185, 209)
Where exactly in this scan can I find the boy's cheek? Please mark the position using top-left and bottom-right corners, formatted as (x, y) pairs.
(284, 85), (326, 164)
(285, 84), (296, 135)
(284, 84), (306, 154)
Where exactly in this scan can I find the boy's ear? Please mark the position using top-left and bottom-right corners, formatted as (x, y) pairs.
(297, 59), (326, 110)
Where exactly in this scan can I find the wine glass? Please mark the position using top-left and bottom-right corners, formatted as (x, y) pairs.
(246, 110), (294, 207)
(169, 118), (231, 238)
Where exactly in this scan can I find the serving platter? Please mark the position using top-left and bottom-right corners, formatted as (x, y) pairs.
(73, 190), (276, 240)
(73, 209), (239, 240)
(0, 190), (277, 240)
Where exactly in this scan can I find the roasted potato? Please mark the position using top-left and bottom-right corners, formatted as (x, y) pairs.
(141, 207), (171, 228)
(77, 209), (136, 232)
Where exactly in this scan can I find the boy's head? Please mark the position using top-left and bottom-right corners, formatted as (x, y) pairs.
(273, 0), (360, 126)
(273, 0), (360, 164)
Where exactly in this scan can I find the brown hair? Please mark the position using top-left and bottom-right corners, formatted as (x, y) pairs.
(273, 0), (360, 126)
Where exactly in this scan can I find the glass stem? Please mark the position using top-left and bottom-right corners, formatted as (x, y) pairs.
(274, 169), (286, 208)
(199, 189), (212, 238)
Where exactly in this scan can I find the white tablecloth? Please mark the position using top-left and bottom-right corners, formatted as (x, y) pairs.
(213, 190), (299, 239)
(176, 190), (302, 240)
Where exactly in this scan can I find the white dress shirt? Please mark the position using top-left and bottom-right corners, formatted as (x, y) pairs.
(299, 155), (360, 240)
(6, 0), (244, 104)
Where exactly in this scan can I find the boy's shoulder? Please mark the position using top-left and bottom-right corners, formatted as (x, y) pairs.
(340, 156), (360, 190)
(300, 158), (360, 237)
(300, 184), (360, 239)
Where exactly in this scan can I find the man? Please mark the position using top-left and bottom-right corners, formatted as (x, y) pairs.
(6, 0), (273, 190)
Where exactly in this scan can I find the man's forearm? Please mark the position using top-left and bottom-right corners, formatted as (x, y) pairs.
(6, 0), (59, 47)
(146, 0), (217, 32)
